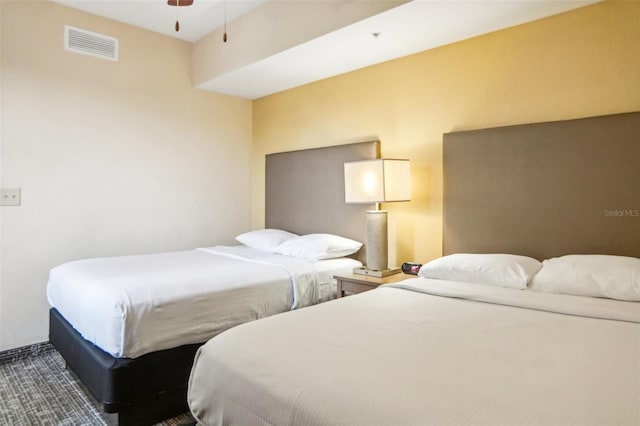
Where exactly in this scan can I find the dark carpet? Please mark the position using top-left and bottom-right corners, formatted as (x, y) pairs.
(0, 348), (192, 425)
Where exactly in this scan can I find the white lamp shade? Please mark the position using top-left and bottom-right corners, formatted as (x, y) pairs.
(344, 159), (411, 203)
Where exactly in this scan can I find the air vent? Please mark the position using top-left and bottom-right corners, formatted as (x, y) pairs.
(65, 26), (118, 61)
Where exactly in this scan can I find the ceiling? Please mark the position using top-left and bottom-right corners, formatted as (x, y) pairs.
(52, 0), (601, 99)
(53, 0), (268, 43)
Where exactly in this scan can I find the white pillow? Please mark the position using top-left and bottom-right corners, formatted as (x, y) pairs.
(418, 253), (542, 289)
(235, 229), (298, 252)
(529, 254), (640, 301)
(275, 233), (362, 261)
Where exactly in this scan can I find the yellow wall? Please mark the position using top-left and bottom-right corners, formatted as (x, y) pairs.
(252, 0), (640, 266)
(0, 1), (252, 350)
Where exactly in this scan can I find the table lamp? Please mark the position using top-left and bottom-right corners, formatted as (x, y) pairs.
(344, 159), (410, 277)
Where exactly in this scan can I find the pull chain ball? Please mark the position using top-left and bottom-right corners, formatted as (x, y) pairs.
(175, 20), (180, 32)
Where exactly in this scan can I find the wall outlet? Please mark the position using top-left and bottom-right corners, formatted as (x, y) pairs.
(1, 188), (21, 206)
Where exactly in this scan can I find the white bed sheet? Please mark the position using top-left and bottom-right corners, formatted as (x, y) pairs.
(188, 277), (640, 426)
(47, 245), (361, 358)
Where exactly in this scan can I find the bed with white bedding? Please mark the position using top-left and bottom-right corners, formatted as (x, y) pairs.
(48, 237), (362, 424)
(48, 140), (380, 425)
(188, 276), (640, 426)
(48, 245), (358, 358)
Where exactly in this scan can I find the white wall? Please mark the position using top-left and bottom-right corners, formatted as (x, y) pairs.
(0, 1), (253, 351)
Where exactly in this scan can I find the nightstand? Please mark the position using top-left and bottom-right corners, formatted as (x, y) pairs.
(334, 272), (413, 298)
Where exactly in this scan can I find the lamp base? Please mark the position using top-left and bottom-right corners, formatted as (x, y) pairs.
(352, 267), (401, 278)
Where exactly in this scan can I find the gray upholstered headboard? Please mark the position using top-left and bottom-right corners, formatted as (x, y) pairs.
(443, 111), (640, 260)
(265, 141), (381, 263)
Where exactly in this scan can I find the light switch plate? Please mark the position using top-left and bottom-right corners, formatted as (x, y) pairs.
(1, 188), (21, 206)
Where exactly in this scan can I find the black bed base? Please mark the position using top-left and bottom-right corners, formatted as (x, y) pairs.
(49, 308), (203, 425)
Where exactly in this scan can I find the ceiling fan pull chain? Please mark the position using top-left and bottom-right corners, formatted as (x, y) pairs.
(168, 0), (193, 32)
(223, 0), (228, 42)
(175, 0), (180, 32)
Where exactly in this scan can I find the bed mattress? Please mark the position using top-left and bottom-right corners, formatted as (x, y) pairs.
(47, 245), (360, 358)
(188, 278), (640, 426)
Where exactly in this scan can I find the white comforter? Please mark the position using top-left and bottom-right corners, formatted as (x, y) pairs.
(47, 246), (360, 358)
(188, 278), (640, 426)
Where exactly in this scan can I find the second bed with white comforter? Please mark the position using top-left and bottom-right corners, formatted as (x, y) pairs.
(188, 277), (640, 425)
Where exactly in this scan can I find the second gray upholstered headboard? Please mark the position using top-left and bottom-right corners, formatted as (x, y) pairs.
(443, 111), (640, 260)
(265, 141), (381, 263)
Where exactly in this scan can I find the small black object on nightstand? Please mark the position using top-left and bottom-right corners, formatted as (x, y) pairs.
(401, 262), (422, 275)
